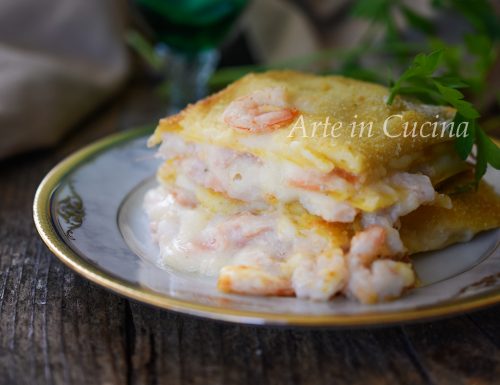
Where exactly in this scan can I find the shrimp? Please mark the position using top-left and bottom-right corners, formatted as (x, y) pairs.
(298, 193), (358, 223)
(196, 213), (272, 251)
(222, 87), (298, 132)
(345, 225), (415, 304)
(289, 169), (358, 191)
(291, 251), (347, 301)
(170, 188), (197, 208)
(349, 225), (389, 265)
(218, 265), (294, 296)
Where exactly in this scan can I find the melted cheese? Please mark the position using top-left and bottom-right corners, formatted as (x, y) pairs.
(157, 133), (442, 217)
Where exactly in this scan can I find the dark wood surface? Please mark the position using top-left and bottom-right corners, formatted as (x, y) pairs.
(1, 81), (499, 385)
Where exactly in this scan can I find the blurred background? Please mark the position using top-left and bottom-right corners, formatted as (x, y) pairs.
(0, 0), (499, 159)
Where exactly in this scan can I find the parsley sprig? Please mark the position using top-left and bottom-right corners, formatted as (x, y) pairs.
(386, 50), (500, 184)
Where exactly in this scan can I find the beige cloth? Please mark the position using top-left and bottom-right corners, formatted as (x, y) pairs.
(0, 0), (129, 159)
(243, 0), (370, 65)
(243, 0), (319, 64)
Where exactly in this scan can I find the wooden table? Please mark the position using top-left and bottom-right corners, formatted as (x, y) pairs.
(1, 81), (499, 385)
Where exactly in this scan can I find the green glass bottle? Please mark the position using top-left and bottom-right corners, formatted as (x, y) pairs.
(135, 0), (248, 52)
(133, 0), (248, 111)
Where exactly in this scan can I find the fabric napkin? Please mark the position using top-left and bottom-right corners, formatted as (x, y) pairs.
(0, 0), (129, 159)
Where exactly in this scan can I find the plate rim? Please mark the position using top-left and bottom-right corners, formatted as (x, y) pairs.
(33, 128), (500, 327)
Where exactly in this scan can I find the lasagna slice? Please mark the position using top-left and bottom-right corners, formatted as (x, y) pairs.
(145, 70), (500, 304)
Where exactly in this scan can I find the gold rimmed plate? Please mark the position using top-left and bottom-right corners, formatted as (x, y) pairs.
(34, 128), (500, 326)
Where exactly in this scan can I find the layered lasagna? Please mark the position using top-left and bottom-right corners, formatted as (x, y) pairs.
(145, 71), (500, 304)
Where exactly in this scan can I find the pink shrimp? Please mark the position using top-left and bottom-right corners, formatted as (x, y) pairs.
(196, 213), (272, 251)
(349, 225), (388, 265)
(170, 188), (197, 208)
(345, 225), (415, 304)
(222, 87), (298, 132)
(218, 265), (294, 296)
(292, 251), (348, 301)
(288, 168), (358, 192)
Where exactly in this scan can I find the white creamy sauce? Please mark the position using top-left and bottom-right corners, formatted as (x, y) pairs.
(145, 133), (443, 303)
(361, 172), (437, 228)
(158, 133), (438, 225)
(144, 183), (355, 300)
(158, 133), (358, 222)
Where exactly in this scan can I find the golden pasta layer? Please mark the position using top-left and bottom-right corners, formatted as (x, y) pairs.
(149, 70), (458, 178)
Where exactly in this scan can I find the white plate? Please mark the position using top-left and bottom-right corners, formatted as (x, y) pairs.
(34, 128), (500, 326)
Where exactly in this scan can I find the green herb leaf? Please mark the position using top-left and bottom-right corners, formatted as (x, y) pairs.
(475, 128), (489, 183)
(387, 51), (500, 184)
(478, 129), (500, 169)
(454, 114), (475, 160)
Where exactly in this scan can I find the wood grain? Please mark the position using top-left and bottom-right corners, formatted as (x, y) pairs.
(0, 81), (499, 385)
